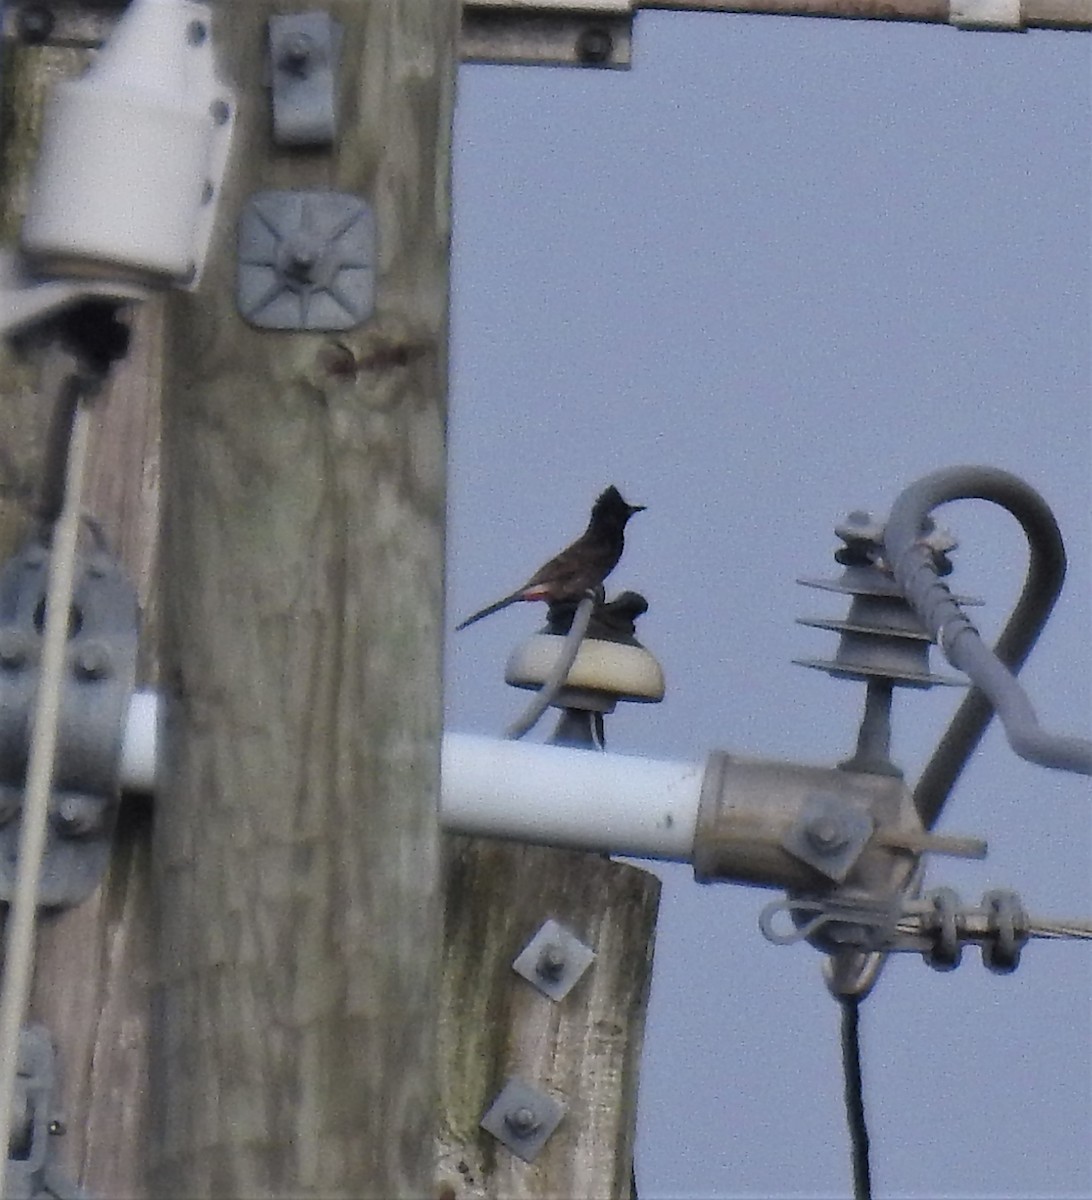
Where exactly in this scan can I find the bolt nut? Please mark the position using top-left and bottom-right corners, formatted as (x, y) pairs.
(805, 814), (849, 854)
(73, 641), (112, 681)
(536, 943), (567, 981)
(278, 32), (319, 75)
(16, 4), (55, 44)
(54, 794), (105, 839)
(576, 25), (613, 64)
(503, 1106), (540, 1139)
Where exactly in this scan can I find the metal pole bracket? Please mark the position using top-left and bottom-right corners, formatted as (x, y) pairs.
(269, 12), (341, 147)
(0, 541), (139, 909)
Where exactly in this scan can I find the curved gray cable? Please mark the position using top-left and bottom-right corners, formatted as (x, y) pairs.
(506, 594), (595, 741)
(884, 467), (1091, 827)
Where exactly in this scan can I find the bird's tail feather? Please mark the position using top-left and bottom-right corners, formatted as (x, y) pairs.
(455, 591), (524, 631)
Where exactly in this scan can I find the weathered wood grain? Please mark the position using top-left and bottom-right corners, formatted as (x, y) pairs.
(153, 2), (457, 1195)
(438, 838), (660, 1200)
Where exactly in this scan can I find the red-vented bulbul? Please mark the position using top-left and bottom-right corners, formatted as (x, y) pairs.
(456, 485), (645, 631)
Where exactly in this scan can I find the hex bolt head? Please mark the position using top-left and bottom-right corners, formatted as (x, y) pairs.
(536, 943), (567, 981)
(73, 641), (112, 681)
(278, 32), (318, 75)
(805, 814), (849, 855)
(16, 4), (55, 44)
(0, 630), (28, 671)
(576, 25), (613, 64)
(504, 1106), (540, 1139)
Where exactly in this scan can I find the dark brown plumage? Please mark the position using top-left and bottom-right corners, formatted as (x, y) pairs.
(455, 486), (645, 631)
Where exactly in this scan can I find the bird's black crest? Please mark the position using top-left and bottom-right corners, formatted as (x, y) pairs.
(594, 485), (644, 516)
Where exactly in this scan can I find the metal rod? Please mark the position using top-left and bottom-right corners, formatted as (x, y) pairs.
(0, 396), (91, 1200)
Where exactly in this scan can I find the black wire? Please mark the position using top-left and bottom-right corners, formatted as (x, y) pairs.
(840, 996), (873, 1200)
(35, 301), (133, 529)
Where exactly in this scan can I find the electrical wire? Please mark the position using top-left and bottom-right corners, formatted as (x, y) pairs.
(506, 593), (595, 740)
(893, 914), (1092, 943)
(0, 393), (92, 1200)
(839, 996), (872, 1200)
(882, 467), (1082, 827)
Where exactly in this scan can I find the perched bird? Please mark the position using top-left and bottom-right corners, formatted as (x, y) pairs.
(456, 485), (645, 631)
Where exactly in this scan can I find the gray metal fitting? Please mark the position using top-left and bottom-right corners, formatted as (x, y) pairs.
(4, 1026), (86, 1200)
(693, 751), (914, 897)
(512, 918), (595, 1001)
(268, 11), (341, 146)
(781, 791), (875, 883)
(237, 190), (375, 331)
(480, 1078), (565, 1163)
(0, 630), (30, 671)
(0, 542), (139, 908)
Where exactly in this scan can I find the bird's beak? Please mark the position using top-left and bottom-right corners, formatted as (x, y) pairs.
(630, 504), (646, 514)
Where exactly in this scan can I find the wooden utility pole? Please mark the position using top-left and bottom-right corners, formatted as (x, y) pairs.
(154, 2), (456, 1196)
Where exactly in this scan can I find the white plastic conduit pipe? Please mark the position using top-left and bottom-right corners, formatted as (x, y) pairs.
(119, 692), (704, 862)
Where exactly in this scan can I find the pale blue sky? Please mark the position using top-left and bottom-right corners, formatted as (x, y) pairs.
(447, 14), (1090, 1198)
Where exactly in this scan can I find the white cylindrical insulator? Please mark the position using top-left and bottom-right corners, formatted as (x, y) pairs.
(21, 0), (217, 281)
(441, 733), (702, 861)
(119, 689), (159, 795)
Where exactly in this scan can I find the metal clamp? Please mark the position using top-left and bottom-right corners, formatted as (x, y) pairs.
(759, 895), (899, 953)
(512, 918), (595, 1001)
(480, 1077), (565, 1163)
(5, 1026), (85, 1200)
(269, 12), (341, 147)
(0, 541), (139, 908)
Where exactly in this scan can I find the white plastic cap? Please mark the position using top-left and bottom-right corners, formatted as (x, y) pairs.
(21, 0), (227, 283)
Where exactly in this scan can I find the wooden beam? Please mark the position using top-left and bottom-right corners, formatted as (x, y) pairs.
(438, 838), (660, 1199)
(153, 1), (457, 1195)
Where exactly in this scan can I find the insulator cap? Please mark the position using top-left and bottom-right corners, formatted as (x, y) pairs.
(505, 635), (665, 707)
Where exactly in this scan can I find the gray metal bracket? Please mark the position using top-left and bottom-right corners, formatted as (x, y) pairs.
(269, 12), (341, 147)
(512, 918), (595, 1001)
(480, 1077), (565, 1163)
(462, 1), (634, 69)
(237, 190), (375, 330)
(5, 1026), (86, 1200)
(0, 541), (139, 909)
(780, 791), (874, 883)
